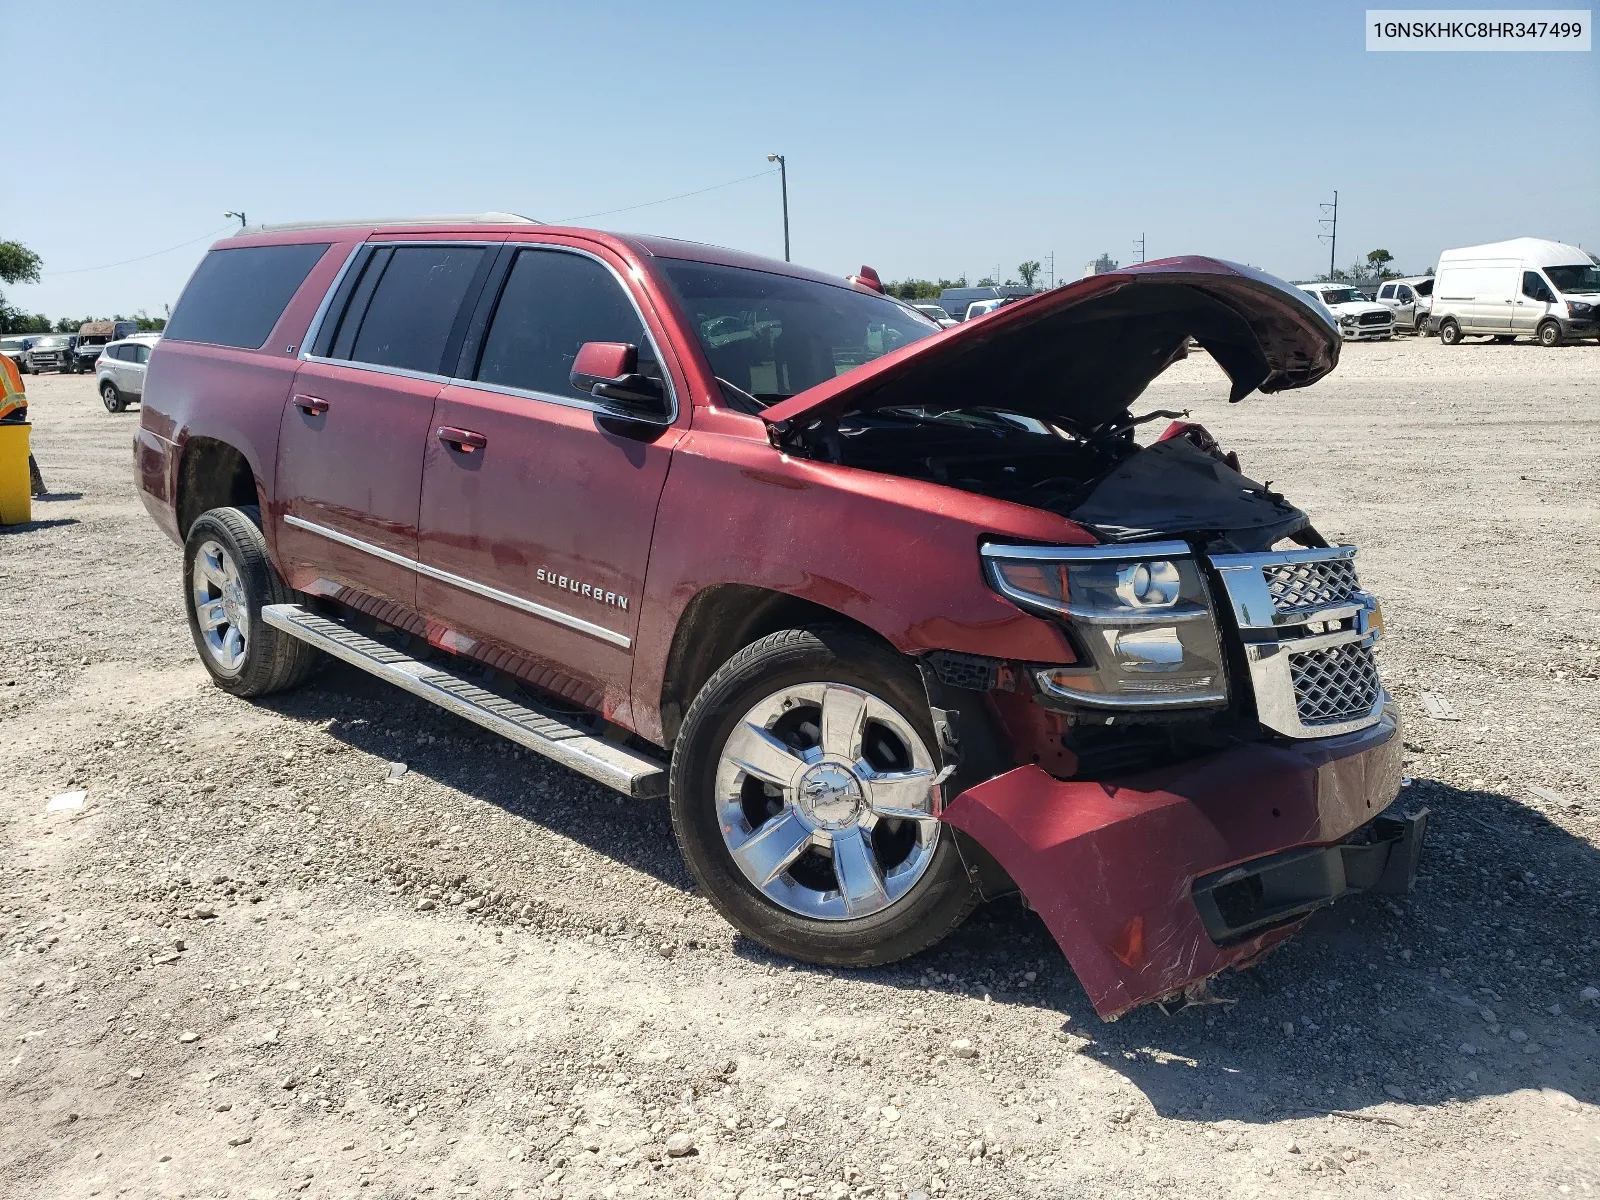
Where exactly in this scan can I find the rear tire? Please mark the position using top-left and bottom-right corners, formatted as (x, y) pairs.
(1438, 319), (1462, 345)
(1537, 320), (1562, 348)
(669, 626), (979, 968)
(100, 381), (124, 413)
(182, 506), (319, 698)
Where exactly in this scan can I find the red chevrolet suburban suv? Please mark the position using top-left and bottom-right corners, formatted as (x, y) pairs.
(135, 215), (1423, 1018)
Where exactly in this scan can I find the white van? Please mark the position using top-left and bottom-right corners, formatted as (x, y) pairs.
(1431, 238), (1599, 347)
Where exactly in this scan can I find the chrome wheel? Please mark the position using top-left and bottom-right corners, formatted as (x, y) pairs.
(191, 539), (249, 673)
(715, 682), (942, 921)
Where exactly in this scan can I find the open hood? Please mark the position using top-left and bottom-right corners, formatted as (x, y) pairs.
(761, 257), (1340, 436)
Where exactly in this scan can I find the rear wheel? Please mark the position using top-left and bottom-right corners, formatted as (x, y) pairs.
(100, 381), (124, 413)
(1537, 319), (1563, 347)
(183, 506), (319, 697)
(670, 627), (978, 967)
(1438, 319), (1462, 345)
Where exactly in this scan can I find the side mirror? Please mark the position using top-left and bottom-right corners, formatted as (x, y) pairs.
(570, 341), (666, 412)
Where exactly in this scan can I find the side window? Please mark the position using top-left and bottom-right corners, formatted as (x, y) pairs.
(132, 345), (152, 364)
(164, 243), (330, 349)
(112, 345), (132, 361)
(1378, 284), (1395, 300)
(1397, 285), (1414, 302)
(475, 249), (656, 400)
(338, 245), (486, 374)
(1521, 270), (1551, 301)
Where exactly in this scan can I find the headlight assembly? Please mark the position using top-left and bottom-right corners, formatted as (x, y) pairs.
(982, 541), (1229, 709)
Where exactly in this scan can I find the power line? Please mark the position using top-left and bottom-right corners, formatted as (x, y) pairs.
(554, 169), (779, 223)
(41, 224), (237, 277)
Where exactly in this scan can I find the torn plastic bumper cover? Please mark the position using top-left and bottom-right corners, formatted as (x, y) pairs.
(942, 710), (1419, 1019)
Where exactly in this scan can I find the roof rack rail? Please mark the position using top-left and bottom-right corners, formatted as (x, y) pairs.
(247, 212), (543, 234)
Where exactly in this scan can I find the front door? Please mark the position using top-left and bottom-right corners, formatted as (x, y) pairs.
(416, 243), (684, 724)
(273, 241), (494, 612)
(1511, 269), (1553, 336)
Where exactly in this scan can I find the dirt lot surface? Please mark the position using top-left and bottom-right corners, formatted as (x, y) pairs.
(3, 338), (1597, 1200)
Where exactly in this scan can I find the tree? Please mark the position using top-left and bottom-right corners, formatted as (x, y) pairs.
(1092, 253), (1119, 275)
(0, 239), (43, 333)
(1017, 260), (1042, 289)
(975, 276), (998, 287)
(1366, 248), (1395, 278)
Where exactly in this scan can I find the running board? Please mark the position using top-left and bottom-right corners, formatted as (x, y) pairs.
(260, 603), (667, 798)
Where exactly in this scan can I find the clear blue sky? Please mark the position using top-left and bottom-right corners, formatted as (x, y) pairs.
(8, 0), (1597, 319)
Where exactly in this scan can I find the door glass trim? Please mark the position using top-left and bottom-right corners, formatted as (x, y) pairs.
(282, 514), (631, 650)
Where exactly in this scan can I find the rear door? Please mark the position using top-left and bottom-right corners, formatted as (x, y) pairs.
(274, 240), (499, 613)
(125, 342), (152, 395)
(415, 241), (684, 721)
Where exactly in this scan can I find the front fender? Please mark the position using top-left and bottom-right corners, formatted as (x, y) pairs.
(630, 417), (1090, 746)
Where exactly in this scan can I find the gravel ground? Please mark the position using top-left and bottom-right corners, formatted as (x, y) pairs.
(2, 338), (1597, 1200)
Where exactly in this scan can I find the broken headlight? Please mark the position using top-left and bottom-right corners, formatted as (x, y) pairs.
(982, 541), (1228, 709)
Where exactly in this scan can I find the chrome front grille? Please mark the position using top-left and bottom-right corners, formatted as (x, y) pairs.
(1211, 546), (1387, 739)
(1289, 640), (1381, 726)
(1263, 556), (1360, 613)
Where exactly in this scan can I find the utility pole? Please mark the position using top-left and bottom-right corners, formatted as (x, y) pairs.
(765, 155), (789, 261)
(224, 210), (247, 230)
(1046, 252), (1055, 289)
(1318, 191), (1338, 280)
(1134, 233), (1146, 264)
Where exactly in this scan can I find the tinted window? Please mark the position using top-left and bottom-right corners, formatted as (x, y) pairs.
(1522, 271), (1552, 301)
(111, 345), (130, 361)
(344, 245), (485, 374)
(1378, 284), (1394, 299)
(165, 243), (330, 349)
(476, 250), (653, 398)
(1397, 285), (1414, 301)
(132, 344), (152, 364)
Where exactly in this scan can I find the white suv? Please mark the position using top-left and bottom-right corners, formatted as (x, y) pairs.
(95, 333), (161, 413)
(1296, 284), (1395, 341)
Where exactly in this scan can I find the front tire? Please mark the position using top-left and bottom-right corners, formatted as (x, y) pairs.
(100, 381), (124, 413)
(669, 627), (979, 967)
(1438, 318), (1462, 345)
(1538, 319), (1563, 347)
(182, 506), (318, 697)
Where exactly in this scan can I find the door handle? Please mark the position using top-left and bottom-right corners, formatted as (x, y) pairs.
(293, 394), (329, 415)
(437, 426), (488, 453)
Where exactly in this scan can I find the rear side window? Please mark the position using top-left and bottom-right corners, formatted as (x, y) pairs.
(331, 245), (486, 374)
(475, 249), (653, 398)
(165, 243), (330, 349)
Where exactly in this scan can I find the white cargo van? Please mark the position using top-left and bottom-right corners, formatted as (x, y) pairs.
(1431, 238), (1599, 347)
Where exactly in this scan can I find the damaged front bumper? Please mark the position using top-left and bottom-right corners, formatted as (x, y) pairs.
(942, 709), (1418, 1019)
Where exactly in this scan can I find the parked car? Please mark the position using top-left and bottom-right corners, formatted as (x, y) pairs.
(74, 320), (141, 372)
(907, 302), (957, 328)
(24, 332), (76, 372)
(963, 298), (1012, 320)
(1295, 284), (1395, 340)
(1375, 276), (1432, 334)
(135, 220), (1418, 1020)
(1431, 238), (1600, 346)
(1, 334), (39, 374)
(937, 284), (1033, 322)
(95, 333), (160, 412)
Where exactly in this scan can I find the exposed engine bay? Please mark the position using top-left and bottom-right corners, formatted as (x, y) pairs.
(834, 407), (1313, 552)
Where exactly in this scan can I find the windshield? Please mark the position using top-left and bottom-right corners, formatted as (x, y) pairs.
(1316, 288), (1364, 306)
(659, 259), (939, 407)
(1546, 263), (1600, 294)
(35, 335), (69, 348)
